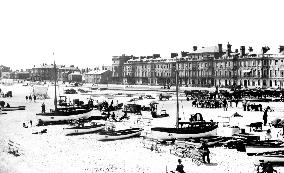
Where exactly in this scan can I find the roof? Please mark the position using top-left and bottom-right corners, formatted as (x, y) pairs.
(192, 46), (225, 53)
(86, 70), (108, 75)
(69, 72), (81, 76)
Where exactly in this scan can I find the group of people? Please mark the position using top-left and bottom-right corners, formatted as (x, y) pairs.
(191, 98), (229, 111)
(242, 99), (263, 112)
(26, 95), (37, 102)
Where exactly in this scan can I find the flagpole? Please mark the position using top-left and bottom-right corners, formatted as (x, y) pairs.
(53, 53), (57, 111)
(176, 55), (179, 129)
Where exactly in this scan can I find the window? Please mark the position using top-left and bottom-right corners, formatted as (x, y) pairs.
(275, 60), (278, 65)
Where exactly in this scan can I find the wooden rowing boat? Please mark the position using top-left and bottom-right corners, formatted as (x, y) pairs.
(96, 128), (142, 141)
(64, 123), (105, 136)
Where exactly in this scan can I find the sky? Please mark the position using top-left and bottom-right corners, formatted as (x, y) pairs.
(0, 0), (283, 70)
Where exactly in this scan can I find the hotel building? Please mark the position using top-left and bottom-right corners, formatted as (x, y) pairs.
(113, 44), (284, 89)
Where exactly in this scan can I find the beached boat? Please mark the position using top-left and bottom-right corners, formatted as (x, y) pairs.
(0, 111), (7, 115)
(2, 106), (26, 111)
(150, 121), (218, 141)
(149, 55), (218, 141)
(245, 140), (284, 156)
(64, 122), (105, 136)
(36, 61), (93, 125)
(96, 128), (142, 141)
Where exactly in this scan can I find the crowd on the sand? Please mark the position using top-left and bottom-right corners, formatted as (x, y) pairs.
(191, 97), (264, 112)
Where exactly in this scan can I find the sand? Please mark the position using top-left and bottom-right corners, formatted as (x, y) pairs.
(1, 82), (284, 173)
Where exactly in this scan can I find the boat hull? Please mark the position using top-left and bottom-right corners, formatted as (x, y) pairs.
(246, 146), (284, 155)
(36, 109), (92, 124)
(64, 125), (105, 136)
(2, 106), (26, 111)
(254, 156), (284, 166)
(97, 128), (142, 141)
(148, 125), (218, 141)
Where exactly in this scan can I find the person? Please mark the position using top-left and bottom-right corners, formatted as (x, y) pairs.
(41, 103), (46, 113)
(235, 99), (239, 107)
(265, 129), (272, 140)
(29, 95), (32, 101)
(263, 162), (277, 173)
(263, 108), (269, 126)
(247, 101), (251, 111)
(33, 95), (36, 102)
(242, 99), (247, 111)
(25, 96), (28, 101)
(223, 99), (227, 111)
(175, 159), (185, 173)
(30, 120), (33, 127)
(23, 123), (28, 128)
(6, 103), (10, 108)
(111, 112), (116, 121)
(186, 97), (189, 101)
(199, 142), (210, 164)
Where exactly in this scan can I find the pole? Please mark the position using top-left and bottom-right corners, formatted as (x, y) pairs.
(54, 60), (57, 110)
(176, 56), (179, 128)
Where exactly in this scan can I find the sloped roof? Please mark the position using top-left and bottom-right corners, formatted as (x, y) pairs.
(86, 70), (108, 75)
(192, 46), (225, 53)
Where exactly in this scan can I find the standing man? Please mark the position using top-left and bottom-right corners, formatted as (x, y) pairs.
(223, 99), (228, 111)
(242, 99), (247, 111)
(41, 103), (46, 113)
(263, 106), (271, 126)
(199, 142), (210, 164)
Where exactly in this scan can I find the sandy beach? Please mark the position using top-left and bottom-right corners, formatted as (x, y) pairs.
(1, 83), (284, 173)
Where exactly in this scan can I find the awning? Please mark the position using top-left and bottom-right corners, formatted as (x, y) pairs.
(243, 70), (251, 73)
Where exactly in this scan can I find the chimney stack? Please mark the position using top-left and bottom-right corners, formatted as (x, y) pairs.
(261, 46), (270, 54)
(218, 44), (222, 53)
(240, 46), (245, 57)
(226, 42), (232, 56)
(193, 46), (197, 51)
(279, 46), (284, 53)
(248, 47), (253, 52)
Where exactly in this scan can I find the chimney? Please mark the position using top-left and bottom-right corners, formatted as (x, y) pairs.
(240, 46), (245, 57)
(248, 47), (253, 52)
(279, 46), (284, 53)
(153, 54), (160, 59)
(261, 46), (270, 54)
(218, 44), (222, 53)
(193, 46), (197, 51)
(226, 42), (232, 56)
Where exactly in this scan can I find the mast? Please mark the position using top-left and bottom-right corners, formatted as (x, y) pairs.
(54, 60), (57, 110)
(175, 56), (179, 128)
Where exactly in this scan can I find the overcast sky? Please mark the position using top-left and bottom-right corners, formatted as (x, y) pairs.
(0, 0), (283, 70)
